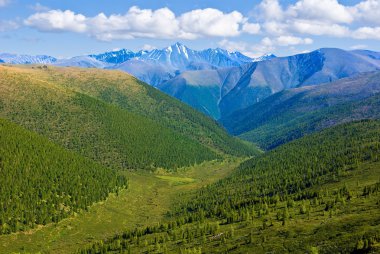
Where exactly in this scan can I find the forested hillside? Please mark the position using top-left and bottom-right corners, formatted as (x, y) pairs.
(27, 65), (256, 157)
(80, 120), (380, 253)
(221, 71), (380, 150)
(0, 118), (128, 234)
(0, 65), (257, 170)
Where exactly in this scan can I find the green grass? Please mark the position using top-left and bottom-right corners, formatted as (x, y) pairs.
(155, 176), (196, 186)
(0, 159), (242, 254)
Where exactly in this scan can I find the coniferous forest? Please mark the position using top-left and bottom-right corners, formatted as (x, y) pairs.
(0, 118), (128, 234)
(78, 120), (380, 254)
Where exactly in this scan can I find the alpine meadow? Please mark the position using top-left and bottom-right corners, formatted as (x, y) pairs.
(1, 0), (380, 253)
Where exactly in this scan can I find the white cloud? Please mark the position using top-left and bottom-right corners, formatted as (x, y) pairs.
(24, 6), (258, 41)
(256, 0), (284, 21)
(179, 8), (246, 38)
(242, 22), (261, 34)
(254, 0), (380, 41)
(290, 19), (350, 37)
(22, 1), (380, 43)
(287, 0), (354, 24)
(262, 21), (288, 36)
(274, 35), (313, 46)
(24, 10), (87, 33)
(0, 0), (10, 7)
(352, 0), (380, 26)
(352, 26), (380, 40)
(88, 7), (181, 40)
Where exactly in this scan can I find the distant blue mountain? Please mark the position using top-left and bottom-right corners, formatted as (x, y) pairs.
(218, 48), (380, 117)
(220, 70), (380, 149)
(0, 53), (57, 64)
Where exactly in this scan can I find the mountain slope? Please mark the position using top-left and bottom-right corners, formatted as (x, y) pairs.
(80, 120), (380, 253)
(221, 71), (380, 149)
(0, 117), (128, 234)
(35, 65), (257, 157)
(157, 65), (252, 119)
(0, 65), (256, 170)
(219, 48), (380, 116)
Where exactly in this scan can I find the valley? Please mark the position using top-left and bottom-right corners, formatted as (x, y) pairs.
(1, 44), (380, 254)
(0, 159), (242, 253)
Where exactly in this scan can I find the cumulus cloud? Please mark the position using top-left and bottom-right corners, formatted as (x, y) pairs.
(242, 22), (261, 34)
(24, 10), (87, 33)
(290, 19), (350, 37)
(274, 35), (313, 46)
(253, 0), (380, 41)
(256, 0), (284, 21)
(24, 6), (259, 41)
(22, 1), (380, 43)
(179, 8), (245, 37)
(287, 0), (354, 24)
(352, 0), (380, 26)
(352, 26), (380, 40)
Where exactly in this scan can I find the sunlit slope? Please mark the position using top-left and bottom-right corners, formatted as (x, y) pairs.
(0, 65), (237, 169)
(23, 65), (258, 157)
(0, 118), (128, 234)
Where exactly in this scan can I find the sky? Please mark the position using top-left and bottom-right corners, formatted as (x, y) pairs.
(0, 0), (380, 58)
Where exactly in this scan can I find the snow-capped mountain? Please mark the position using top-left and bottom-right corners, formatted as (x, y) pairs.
(90, 42), (257, 70)
(89, 49), (147, 64)
(90, 42), (267, 86)
(0, 53), (57, 64)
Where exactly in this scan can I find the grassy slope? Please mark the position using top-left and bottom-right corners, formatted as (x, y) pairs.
(0, 159), (242, 254)
(0, 118), (127, 234)
(80, 121), (380, 253)
(220, 71), (380, 150)
(24, 65), (257, 157)
(0, 65), (253, 170)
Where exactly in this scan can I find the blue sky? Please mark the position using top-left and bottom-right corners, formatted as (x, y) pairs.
(0, 0), (379, 57)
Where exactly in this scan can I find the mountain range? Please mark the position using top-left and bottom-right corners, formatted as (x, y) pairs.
(221, 70), (380, 149)
(1, 44), (380, 253)
(2, 44), (380, 121)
